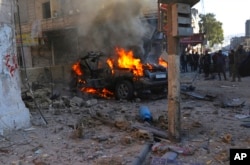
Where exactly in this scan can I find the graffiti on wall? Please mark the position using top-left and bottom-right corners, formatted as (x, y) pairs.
(4, 54), (18, 77)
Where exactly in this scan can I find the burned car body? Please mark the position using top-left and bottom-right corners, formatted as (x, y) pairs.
(71, 50), (168, 100)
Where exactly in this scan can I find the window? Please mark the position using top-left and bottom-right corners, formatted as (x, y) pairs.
(42, 2), (51, 19)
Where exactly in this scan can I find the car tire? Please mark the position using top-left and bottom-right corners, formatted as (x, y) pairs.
(115, 80), (134, 100)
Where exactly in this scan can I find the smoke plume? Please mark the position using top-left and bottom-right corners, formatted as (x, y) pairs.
(77, 0), (156, 55)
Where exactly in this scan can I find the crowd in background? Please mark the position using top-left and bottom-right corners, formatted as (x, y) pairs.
(180, 45), (250, 82)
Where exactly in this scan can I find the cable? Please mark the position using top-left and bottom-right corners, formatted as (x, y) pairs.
(15, 0), (27, 78)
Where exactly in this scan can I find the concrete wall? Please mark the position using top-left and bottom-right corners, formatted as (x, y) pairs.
(20, 64), (72, 86)
(0, 0), (30, 134)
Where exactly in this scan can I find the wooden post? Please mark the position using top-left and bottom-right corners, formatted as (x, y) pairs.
(167, 4), (181, 142)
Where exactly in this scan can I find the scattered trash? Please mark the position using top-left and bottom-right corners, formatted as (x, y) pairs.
(180, 84), (196, 92)
(34, 149), (42, 154)
(169, 145), (195, 156)
(152, 142), (169, 153)
(152, 143), (196, 156)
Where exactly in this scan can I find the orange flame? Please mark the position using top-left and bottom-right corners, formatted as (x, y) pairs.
(81, 87), (113, 98)
(158, 57), (168, 68)
(72, 62), (83, 76)
(107, 58), (114, 74)
(115, 47), (143, 76)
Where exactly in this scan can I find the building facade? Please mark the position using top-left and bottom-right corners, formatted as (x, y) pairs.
(16, 0), (89, 84)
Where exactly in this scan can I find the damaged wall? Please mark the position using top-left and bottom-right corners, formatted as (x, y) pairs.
(0, 0), (30, 134)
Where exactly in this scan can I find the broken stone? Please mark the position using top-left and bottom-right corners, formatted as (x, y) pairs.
(120, 136), (133, 145)
(61, 96), (71, 107)
(85, 99), (98, 107)
(52, 100), (65, 109)
(134, 129), (153, 140)
(33, 88), (50, 98)
(222, 98), (245, 108)
(50, 89), (61, 100)
(161, 151), (178, 163)
(70, 96), (84, 107)
(150, 157), (167, 165)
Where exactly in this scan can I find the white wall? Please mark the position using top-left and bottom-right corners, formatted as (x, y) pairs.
(0, 0), (30, 135)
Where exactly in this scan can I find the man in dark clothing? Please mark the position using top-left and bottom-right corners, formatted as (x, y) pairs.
(203, 50), (211, 78)
(215, 50), (227, 80)
(228, 49), (235, 77)
(232, 45), (246, 82)
(180, 52), (188, 72)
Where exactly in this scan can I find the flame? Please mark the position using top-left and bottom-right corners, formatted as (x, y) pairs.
(81, 87), (113, 98)
(107, 58), (114, 74)
(115, 47), (143, 76)
(72, 62), (83, 76)
(158, 57), (168, 68)
(145, 63), (153, 70)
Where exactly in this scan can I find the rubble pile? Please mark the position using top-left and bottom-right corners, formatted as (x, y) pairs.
(1, 72), (250, 164)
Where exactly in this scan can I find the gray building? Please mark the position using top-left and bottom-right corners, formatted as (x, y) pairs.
(246, 19), (250, 37)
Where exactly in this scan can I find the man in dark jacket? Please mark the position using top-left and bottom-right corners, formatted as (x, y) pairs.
(232, 44), (246, 82)
(215, 50), (227, 80)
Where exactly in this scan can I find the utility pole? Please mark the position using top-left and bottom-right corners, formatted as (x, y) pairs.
(158, 0), (199, 142)
(0, 0), (30, 134)
(166, 3), (181, 142)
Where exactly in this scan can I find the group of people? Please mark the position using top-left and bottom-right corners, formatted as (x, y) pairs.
(180, 44), (249, 82)
(180, 50), (200, 73)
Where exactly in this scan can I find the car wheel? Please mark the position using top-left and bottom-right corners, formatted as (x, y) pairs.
(115, 80), (134, 100)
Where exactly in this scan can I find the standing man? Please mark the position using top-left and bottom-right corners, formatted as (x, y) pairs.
(215, 50), (227, 81)
(228, 49), (235, 77)
(232, 44), (246, 82)
(203, 50), (211, 78)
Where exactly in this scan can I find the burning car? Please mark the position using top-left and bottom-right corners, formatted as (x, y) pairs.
(71, 47), (168, 100)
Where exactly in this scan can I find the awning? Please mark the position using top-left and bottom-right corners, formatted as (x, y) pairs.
(180, 33), (204, 45)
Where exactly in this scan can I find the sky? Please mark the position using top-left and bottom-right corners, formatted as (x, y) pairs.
(193, 0), (250, 37)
